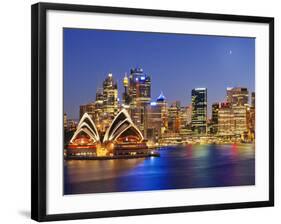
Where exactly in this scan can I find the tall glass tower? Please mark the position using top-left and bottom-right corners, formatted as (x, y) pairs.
(102, 73), (118, 116)
(128, 67), (151, 106)
(127, 68), (151, 137)
(191, 88), (207, 134)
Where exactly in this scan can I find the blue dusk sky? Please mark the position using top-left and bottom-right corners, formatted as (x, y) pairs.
(63, 28), (255, 120)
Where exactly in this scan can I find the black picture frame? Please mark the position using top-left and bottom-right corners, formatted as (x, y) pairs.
(31, 2), (274, 222)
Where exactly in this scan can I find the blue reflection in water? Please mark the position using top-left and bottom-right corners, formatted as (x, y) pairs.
(64, 144), (255, 195)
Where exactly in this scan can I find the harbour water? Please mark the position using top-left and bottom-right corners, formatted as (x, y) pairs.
(64, 144), (255, 195)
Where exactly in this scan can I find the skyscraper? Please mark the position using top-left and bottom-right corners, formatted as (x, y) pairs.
(127, 68), (151, 136)
(122, 73), (130, 106)
(156, 91), (168, 133)
(225, 87), (249, 139)
(232, 105), (247, 137)
(128, 67), (151, 106)
(102, 73), (118, 116)
(168, 101), (181, 133)
(146, 103), (162, 143)
(218, 102), (234, 136)
(191, 88), (207, 134)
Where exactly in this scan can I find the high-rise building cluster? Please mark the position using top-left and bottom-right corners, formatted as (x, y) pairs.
(210, 87), (255, 141)
(69, 67), (255, 144)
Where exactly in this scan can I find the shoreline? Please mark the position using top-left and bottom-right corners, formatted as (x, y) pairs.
(65, 152), (160, 160)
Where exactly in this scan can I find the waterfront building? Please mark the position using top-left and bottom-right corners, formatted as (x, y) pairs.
(102, 73), (118, 117)
(226, 87), (249, 106)
(69, 113), (100, 145)
(67, 109), (148, 158)
(217, 101), (247, 139)
(67, 113), (101, 157)
(179, 106), (192, 138)
(103, 109), (148, 156)
(218, 102), (234, 136)
(232, 104), (247, 137)
(191, 88), (207, 134)
(224, 87), (249, 139)
(145, 92), (169, 143)
(146, 102), (162, 143)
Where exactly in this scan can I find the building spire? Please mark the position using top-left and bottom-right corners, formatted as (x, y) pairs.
(157, 91), (166, 101)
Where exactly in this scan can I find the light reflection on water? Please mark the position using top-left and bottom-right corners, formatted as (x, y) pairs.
(64, 144), (255, 195)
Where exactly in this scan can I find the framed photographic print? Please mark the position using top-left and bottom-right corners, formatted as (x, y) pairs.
(31, 2), (274, 222)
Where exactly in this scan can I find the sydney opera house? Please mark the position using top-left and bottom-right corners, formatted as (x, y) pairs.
(66, 109), (150, 159)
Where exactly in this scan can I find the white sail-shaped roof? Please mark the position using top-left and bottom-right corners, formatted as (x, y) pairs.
(70, 113), (100, 143)
(103, 109), (144, 142)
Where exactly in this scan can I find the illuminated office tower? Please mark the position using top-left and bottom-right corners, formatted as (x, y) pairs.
(226, 87), (249, 106)
(128, 68), (151, 136)
(218, 102), (234, 136)
(232, 104), (247, 137)
(122, 73), (130, 106)
(225, 87), (249, 139)
(179, 106), (193, 137)
(146, 102), (162, 143)
(95, 88), (103, 104)
(168, 101), (181, 133)
(211, 103), (219, 134)
(128, 67), (151, 106)
(94, 88), (104, 115)
(102, 73), (118, 117)
(180, 106), (188, 128)
(93, 88), (106, 132)
(156, 91), (168, 133)
(191, 88), (207, 134)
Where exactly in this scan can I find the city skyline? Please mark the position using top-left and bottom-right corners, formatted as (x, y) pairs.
(63, 28), (256, 195)
(64, 28), (255, 119)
